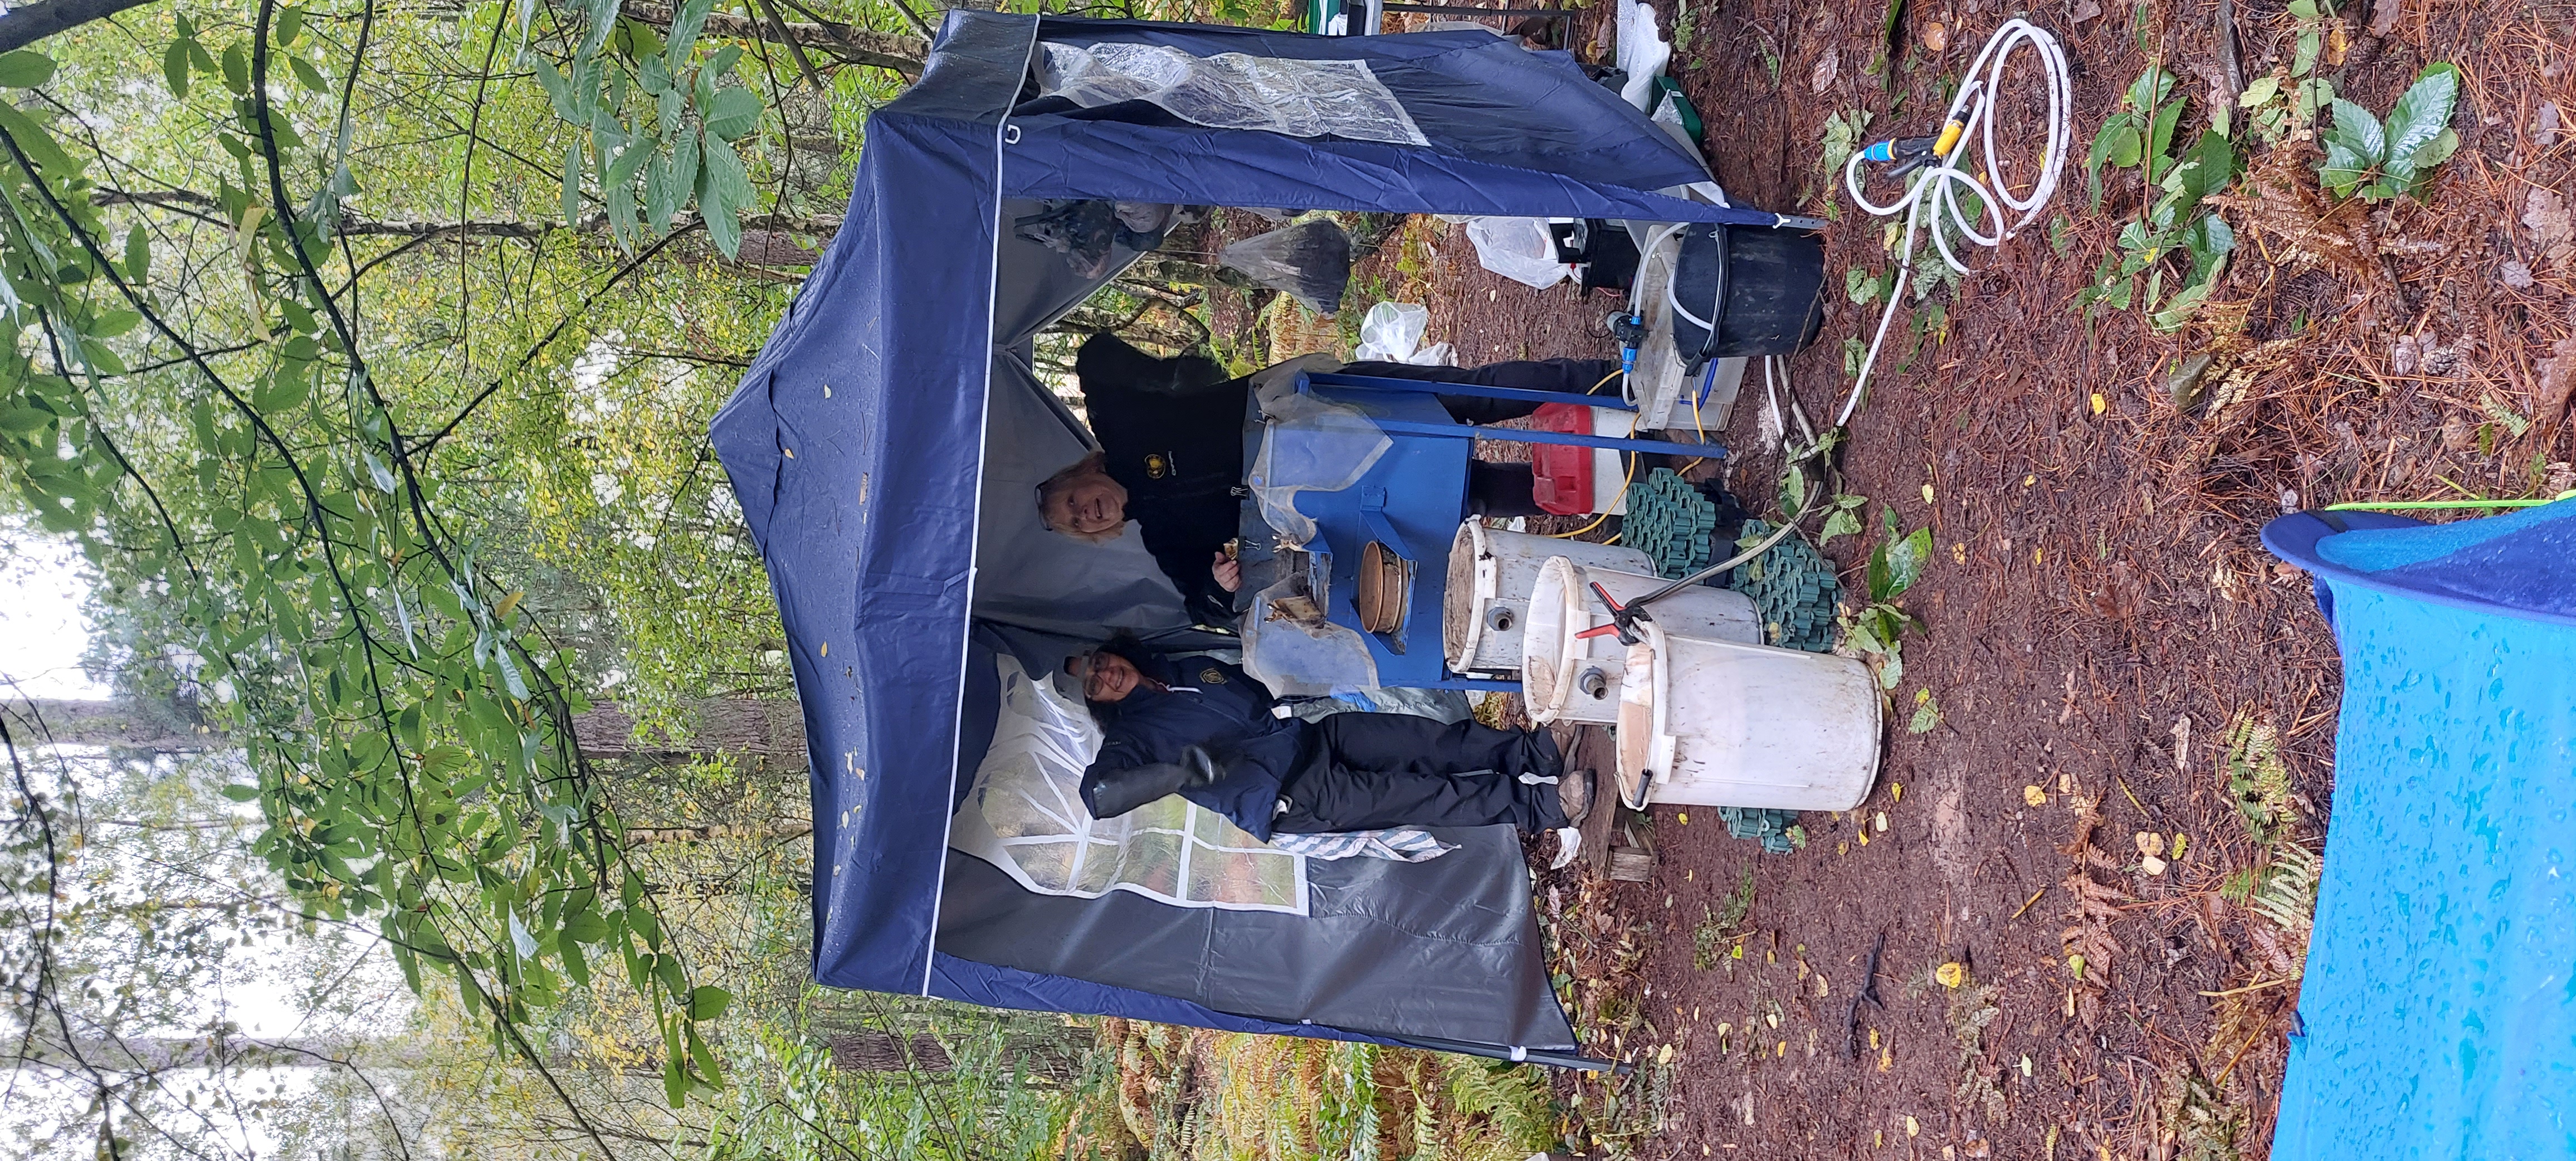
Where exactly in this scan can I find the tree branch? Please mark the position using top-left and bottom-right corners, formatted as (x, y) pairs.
(625, 0), (926, 76)
(0, 0), (160, 53)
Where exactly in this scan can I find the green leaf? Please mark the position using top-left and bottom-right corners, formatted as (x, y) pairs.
(221, 783), (261, 802)
(0, 51), (56, 88)
(533, 57), (579, 123)
(1883, 526), (1932, 598)
(276, 6), (306, 46)
(562, 142), (584, 228)
(685, 1023), (724, 1086)
(563, 906), (612, 944)
(89, 309), (140, 338)
(221, 41), (250, 96)
(163, 39), (191, 97)
(2401, 128), (2460, 194)
(2149, 281), (2213, 333)
(0, 101), (79, 182)
(1777, 462), (1808, 519)
(289, 56), (329, 93)
(702, 86), (762, 142)
(2124, 66), (2174, 115)
(686, 984), (731, 1021)
(664, 0), (715, 74)
(2380, 64), (2458, 184)
(2237, 74), (2280, 108)
(1846, 266), (1879, 306)
(2325, 97), (2387, 168)
(1907, 692), (1941, 733)
(123, 225), (149, 281)
(2172, 130), (2238, 208)
(2180, 214), (2234, 284)
(2087, 116), (2142, 174)
(2146, 98), (2186, 182)
(698, 135), (748, 258)
(1818, 506), (1862, 547)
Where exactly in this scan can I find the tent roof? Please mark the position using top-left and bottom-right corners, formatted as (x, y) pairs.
(710, 10), (1787, 1036)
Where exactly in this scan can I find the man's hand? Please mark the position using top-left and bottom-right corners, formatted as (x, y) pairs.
(1212, 553), (1242, 593)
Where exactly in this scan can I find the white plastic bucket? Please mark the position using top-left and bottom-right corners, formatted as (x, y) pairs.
(1614, 619), (1882, 811)
(1443, 522), (1653, 674)
(1521, 557), (1761, 724)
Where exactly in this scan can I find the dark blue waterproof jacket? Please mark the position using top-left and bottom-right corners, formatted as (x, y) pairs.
(1087, 655), (1307, 839)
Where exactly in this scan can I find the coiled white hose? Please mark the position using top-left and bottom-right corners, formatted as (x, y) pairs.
(1830, 17), (2071, 430)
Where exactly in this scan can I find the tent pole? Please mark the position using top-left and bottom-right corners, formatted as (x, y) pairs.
(1383, 1034), (1631, 1074)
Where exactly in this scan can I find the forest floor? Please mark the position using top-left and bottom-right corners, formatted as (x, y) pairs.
(1230, 0), (2576, 1157)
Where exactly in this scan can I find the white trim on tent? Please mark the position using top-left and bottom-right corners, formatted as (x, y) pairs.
(925, 19), (1045, 998)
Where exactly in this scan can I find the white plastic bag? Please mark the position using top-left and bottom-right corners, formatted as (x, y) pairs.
(1464, 216), (1569, 289)
(1351, 301), (1455, 365)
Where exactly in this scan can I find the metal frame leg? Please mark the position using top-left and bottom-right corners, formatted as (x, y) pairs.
(1308, 371), (1638, 412)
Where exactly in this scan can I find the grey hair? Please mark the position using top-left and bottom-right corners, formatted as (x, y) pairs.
(1036, 451), (1128, 544)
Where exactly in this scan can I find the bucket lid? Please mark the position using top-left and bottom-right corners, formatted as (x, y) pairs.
(1444, 521), (1490, 668)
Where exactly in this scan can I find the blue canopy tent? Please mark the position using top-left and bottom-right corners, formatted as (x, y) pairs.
(2261, 500), (2576, 1154)
(710, 9), (1808, 1063)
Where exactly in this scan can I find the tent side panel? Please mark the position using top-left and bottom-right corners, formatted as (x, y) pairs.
(710, 16), (1035, 989)
(935, 832), (1578, 1051)
(2269, 586), (2576, 1157)
(930, 953), (1392, 1045)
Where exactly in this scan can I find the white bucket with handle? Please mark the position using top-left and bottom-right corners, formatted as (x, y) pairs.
(1443, 522), (1654, 675)
(1613, 618), (1882, 811)
(1521, 557), (1760, 724)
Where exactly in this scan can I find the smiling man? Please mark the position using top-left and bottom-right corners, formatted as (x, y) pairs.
(1038, 334), (1617, 625)
(1067, 640), (1592, 865)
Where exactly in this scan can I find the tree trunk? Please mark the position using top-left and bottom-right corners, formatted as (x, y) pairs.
(625, 1), (928, 76)
(824, 1030), (1092, 1083)
(0, 695), (208, 750)
(6, 695), (807, 767)
(827, 1031), (955, 1072)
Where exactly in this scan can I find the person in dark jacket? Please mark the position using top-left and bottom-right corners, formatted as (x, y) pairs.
(1038, 334), (1618, 624)
(1069, 640), (1593, 862)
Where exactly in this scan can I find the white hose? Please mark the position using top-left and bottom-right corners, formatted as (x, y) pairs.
(1828, 18), (2070, 430)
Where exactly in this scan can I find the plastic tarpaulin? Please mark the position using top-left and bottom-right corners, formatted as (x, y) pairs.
(2261, 501), (2576, 1157)
(711, 8), (1792, 1058)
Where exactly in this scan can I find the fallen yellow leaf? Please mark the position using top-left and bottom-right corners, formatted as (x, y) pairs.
(2024, 785), (2048, 807)
(2135, 831), (2164, 857)
(1880, 1043), (1892, 1071)
(1953, 542), (1967, 564)
(2019, 1053), (2033, 1078)
(1677, 811), (1689, 825)
(1907, 1115), (1921, 1138)
(1658, 1043), (1675, 1065)
(1874, 812), (1889, 832)
(2090, 392), (2106, 415)
(1891, 782), (1904, 803)
(1777, 1041), (1787, 1057)
(2023, 474), (2036, 485)
(2172, 833), (2189, 860)
(1936, 962), (1966, 989)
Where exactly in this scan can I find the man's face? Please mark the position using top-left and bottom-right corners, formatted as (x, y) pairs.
(1067, 650), (1143, 702)
(1043, 471), (1127, 537)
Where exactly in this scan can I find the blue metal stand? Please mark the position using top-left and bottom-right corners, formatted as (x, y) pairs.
(1232, 371), (1726, 690)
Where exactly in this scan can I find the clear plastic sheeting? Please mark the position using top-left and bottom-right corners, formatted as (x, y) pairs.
(950, 658), (1310, 913)
(1036, 42), (1429, 147)
(1246, 391), (1390, 550)
(1240, 576), (1380, 696)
